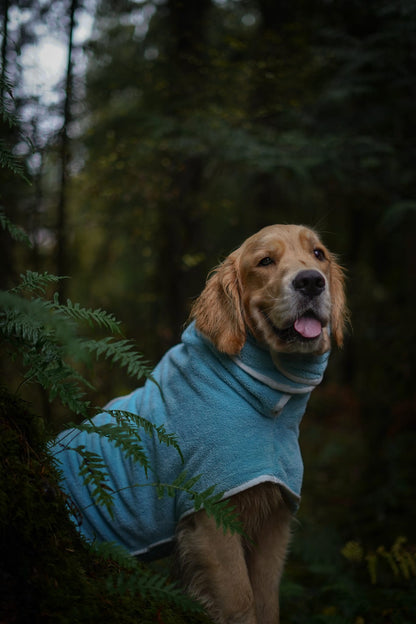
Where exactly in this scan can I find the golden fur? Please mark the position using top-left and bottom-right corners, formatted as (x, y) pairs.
(175, 225), (347, 624)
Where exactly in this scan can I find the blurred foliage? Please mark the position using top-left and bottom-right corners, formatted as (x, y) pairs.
(0, 231), (233, 623)
(1, 0), (416, 621)
(280, 529), (416, 623)
(0, 387), (213, 624)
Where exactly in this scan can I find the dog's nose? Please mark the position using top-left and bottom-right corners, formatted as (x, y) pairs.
(292, 270), (326, 298)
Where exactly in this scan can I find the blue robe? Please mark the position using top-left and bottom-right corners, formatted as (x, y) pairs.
(52, 322), (329, 558)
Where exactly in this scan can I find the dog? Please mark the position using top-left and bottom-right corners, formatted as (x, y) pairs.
(53, 224), (346, 624)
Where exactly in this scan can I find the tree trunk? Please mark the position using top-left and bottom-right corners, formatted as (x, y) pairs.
(56, 0), (77, 302)
(1, 0), (9, 97)
(154, 0), (211, 346)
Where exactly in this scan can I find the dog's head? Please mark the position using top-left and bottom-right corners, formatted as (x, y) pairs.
(190, 224), (347, 356)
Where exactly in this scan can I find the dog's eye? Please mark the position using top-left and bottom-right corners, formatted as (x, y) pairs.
(313, 248), (325, 261)
(258, 257), (274, 267)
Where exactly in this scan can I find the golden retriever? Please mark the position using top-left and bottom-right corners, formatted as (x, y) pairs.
(175, 224), (346, 624)
(54, 224), (346, 624)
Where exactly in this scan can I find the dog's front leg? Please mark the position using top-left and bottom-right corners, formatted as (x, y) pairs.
(176, 510), (257, 624)
(247, 505), (292, 624)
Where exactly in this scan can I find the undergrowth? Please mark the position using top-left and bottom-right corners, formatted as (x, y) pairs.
(0, 388), (213, 624)
(0, 93), (228, 621)
(0, 213), (226, 622)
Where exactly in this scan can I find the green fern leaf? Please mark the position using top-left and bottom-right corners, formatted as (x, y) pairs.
(0, 209), (31, 246)
(105, 567), (204, 614)
(12, 271), (65, 296)
(73, 418), (152, 477)
(71, 445), (116, 516)
(91, 541), (138, 570)
(0, 291), (92, 417)
(152, 471), (244, 537)
(81, 338), (154, 383)
(0, 141), (30, 182)
(54, 297), (123, 334)
(109, 410), (183, 460)
(0, 75), (20, 128)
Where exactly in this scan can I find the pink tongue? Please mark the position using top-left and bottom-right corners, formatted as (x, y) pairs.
(294, 316), (322, 339)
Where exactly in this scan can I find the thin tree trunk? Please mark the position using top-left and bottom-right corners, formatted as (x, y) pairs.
(1, 0), (9, 97)
(56, 0), (77, 302)
(154, 0), (210, 346)
(0, 0), (15, 290)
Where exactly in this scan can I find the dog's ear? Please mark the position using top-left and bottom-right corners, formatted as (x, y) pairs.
(190, 252), (246, 355)
(329, 255), (348, 348)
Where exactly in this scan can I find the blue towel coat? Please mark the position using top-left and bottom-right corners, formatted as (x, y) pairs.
(52, 322), (329, 558)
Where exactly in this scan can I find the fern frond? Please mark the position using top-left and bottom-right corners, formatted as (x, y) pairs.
(72, 410), (183, 478)
(54, 296), (123, 334)
(201, 493), (243, 536)
(64, 431), (241, 535)
(154, 471), (244, 536)
(0, 209), (31, 247)
(134, 570), (203, 613)
(0, 74), (17, 127)
(24, 349), (92, 417)
(107, 567), (204, 614)
(0, 291), (92, 417)
(73, 418), (151, 477)
(92, 541), (202, 614)
(73, 445), (115, 516)
(91, 541), (138, 571)
(0, 76), (32, 183)
(344, 537), (416, 585)
(0, 291), (71, 340)
(0, 139), (30, 182)
(109, 410), (183, 460)
(11, 271), (65, 296)
(81, 337), (154, 383)
(155, 471), (201, 499)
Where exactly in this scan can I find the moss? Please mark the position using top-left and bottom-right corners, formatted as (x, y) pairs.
(0, 388), (211, 624)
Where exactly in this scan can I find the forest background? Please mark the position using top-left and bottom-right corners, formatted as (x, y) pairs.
(1, 0), (416, 622)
